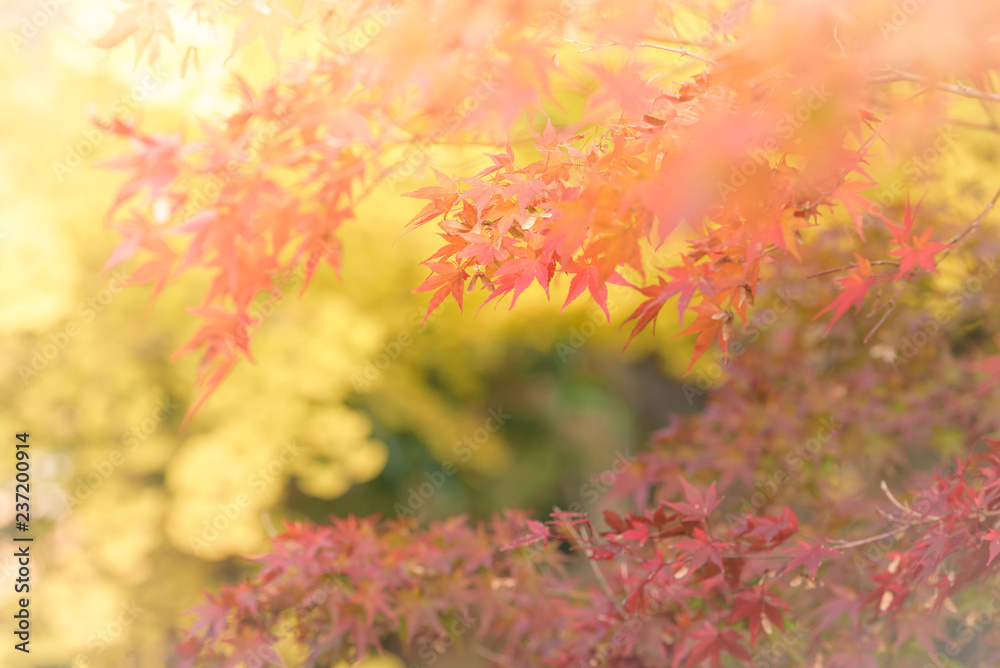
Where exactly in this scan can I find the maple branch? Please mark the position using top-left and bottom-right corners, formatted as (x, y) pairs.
(879, 480), (943, 521)
(869, 70), (1000, 103)
(880, 480), (911, 515)
(831, 185), (1000, 344)
(807, 260), (898, 279)
(559, 512), (630, 619)
(718, 552), (796, 561)
(802, 114), (891, 216)
(863, 282), (905, 344)
(642, 33), (716, 47)
(935, 185), (1000, 266)
(635, 39), (717, 65)
(832, 21), (846, 56)
(562, 37), (716, 64)
(830, 495), (1000, 551)
(943, 117), (1000, 133)
(826, 522), (923, 550)
(977, 93), (1000, 132)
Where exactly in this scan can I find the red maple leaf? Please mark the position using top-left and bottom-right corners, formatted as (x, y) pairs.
(673, 528), (725, 571)
(456, 231), (510, 264)
(889, 229), (949, 276)
(501, 520), (551, 551)
(885, 194), (923, 244)
(833, 179), (888, 240)
(728, 586), (789, 646)
(622, 277), (680, 346)
(665, 477), (722, 521)
(885, 195), (949, 276)
(482, 251), (555, 310)
(782, 540), (840, 578)
(814, 253), (878, 333)
(413, 262), (467, 325)
(561, 264), (626, 320)
(682, 623), (751, 668)
(676, 302), (734, 373)
(984, 528), (1000, 565)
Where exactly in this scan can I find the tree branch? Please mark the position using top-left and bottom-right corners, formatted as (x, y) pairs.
(870, 70), (1000, 103)
(563, 37), (716, 64)
(807, 260), (899, 279)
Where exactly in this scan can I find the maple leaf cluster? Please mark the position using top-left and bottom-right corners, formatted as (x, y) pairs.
(87, 0), (1000, 665)
(174, 436), (1000, 667)
(174, 309), (1000, 666)
(95, 0), (1000, 419)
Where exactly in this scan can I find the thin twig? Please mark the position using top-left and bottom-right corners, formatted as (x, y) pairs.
(801, 114), (891, 215)
(977, 94), (1000, 130)
(829, 504), (1000, 550)
(558, 508), (630, 619)
(880, 480), (911, 515)
(879, 480), (945, 521)
(943, 117), (1000, 133)
(642, 33), (715, 48)
(562, 37), (716, 64)
(870, 70), (1000, 103)
(807, 260), (899, 279)
(635, 40), (717, 65)
(863, 282), (905, 344)
(473, 643), (513, 665)
(827, 522), (920, 550)
(829, 185), (1000, 343)
(936, 185), (1000, 265)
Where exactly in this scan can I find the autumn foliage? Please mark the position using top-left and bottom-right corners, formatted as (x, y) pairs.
(91, 0), (1000, 665)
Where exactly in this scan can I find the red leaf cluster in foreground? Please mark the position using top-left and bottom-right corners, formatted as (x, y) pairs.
(176, 434), (1000, 667)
